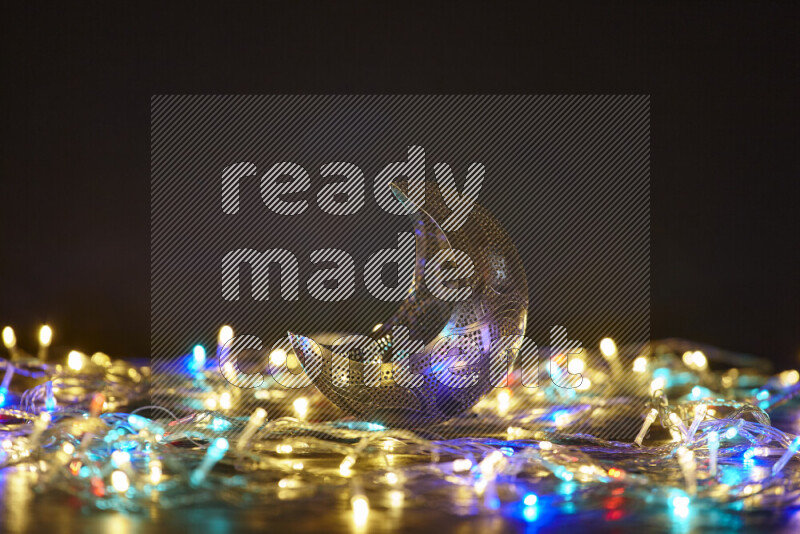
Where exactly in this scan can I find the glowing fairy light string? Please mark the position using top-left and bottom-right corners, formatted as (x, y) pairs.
(0, 324), (799, 522)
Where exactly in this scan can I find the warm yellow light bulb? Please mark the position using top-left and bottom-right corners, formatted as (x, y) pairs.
(111, 450), (131, 467)
(452, 458), (473, 472)
(111, 470), (130, 492)
(555, 412), (570, 427)
(599, 337), (617, 358)
(351, 495), (369, 526)
(650, 377), (665, 392)
(2, 327), (16, 349)
(780, 370), (800, 387)
(269, 348), (287, 367)
(632, 356), (648, 373)
(218, 325), (234, 345)
(67, 351), (84, 371)
(693, 351), (707, 369)
(388, 489), (404, 508)
(293, 397), (309, 420)
(497, 389), (511, 416)
(39, 325), (53, 347)
(149, 462), (163, 485)
(567, 358), (585, 374)
(91, 352), (111, 367)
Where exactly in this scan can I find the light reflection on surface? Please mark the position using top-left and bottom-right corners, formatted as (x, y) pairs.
(0, 463), (798, 534)
(0, 467), (33, 534)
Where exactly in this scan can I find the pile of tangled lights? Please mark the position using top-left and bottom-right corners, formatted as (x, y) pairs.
(1, 323), (800, 527)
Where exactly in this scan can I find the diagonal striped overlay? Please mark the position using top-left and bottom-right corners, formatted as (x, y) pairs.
(151, 95), (650, 440)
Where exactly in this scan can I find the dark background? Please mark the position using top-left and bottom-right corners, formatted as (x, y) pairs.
(1, 2), (798, 367)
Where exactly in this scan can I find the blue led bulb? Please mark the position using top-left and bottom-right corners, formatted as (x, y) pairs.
(190, 438), (229, 486)
(128, 414), (166, 435)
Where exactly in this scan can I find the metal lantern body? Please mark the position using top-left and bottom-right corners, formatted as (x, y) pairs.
(290, 181), (528, 427)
